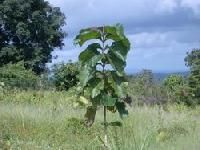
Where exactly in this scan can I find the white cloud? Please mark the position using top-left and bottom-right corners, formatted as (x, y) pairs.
(47, 0), (200, 72)
(155, 0), (178, 13)
(181, 0), (200, 15)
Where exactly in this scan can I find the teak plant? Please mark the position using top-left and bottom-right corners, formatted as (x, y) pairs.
(75, 24), (131, 147)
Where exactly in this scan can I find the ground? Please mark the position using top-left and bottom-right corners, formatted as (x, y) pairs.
(0, 90), (200, 150)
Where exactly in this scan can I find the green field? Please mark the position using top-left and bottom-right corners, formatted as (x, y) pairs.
(0, 90), (200, 150)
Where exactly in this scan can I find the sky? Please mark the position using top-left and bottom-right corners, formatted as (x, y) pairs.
(47, 0), (200, 73)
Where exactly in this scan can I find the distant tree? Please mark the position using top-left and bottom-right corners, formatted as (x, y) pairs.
(185, 49), (200, 104)
(163, 75), (184, 91)
(129, 69), (154, 97)
(138, 69), (154, 95)
(163, 75), (185, 103)
(0, 0), (66, 74)
(129, 69), (167, 105)
(52, 61), (79, 91)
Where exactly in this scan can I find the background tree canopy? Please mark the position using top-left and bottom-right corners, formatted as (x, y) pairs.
(185, 49), (200, 104)
(0, 0), (66, 74)
(51, 61), (79, 91)
(0, 61), (39, 89)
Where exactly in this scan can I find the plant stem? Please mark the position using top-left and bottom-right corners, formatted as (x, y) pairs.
(102, 26), (109, 148)
(104, 106), (108, 147)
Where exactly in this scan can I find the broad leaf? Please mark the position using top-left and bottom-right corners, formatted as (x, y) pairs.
(101, 94), (116, 106)
(79, 54), (103, 87)
(104, 24), (130, 49)
(109, 41), (129, 62)
(106, 52), (126, 76)
(79, 43), (101, 65)
(75, 28), (101, 46)
(108, 72), (128, 98)
(79, 65), (95, 87)
(84, 106), (97, 127)
(91, 79), (104, 98)
(116, 102), (128, 118)
(90, 93), (117, 106)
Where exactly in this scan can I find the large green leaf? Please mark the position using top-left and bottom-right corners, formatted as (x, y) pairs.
(116, 102), (128, 118)
(91, 79), (104, 98)
(106, 40), (130, 76)
(74, 28), (102, 46)
(79, 43), (101, 65)
(79, 65), (95, 87)
(109, 41), (129, 62)
(79, 53), (103, 87)
(104, 24), (124, 41)
(108, 72), (128, 98)
(106, 52), (126, 76)
(104, 24), (130, 49)
(101, 94), (116, 106)
(90, 93), (116, 106)
(84, 106), (97, 127)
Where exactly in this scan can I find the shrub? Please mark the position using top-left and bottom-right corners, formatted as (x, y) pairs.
(0, 62), (39, 89)
(51, 61), (79, 91)
(163, 75), (193, 105)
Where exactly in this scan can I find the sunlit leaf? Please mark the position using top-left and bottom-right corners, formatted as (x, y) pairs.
(79, 54), (103, 87)
(91, 79), (104, 98)
(74, 28), (101, 46)
(79, 43), (101, 65)
(79, 65), (95, 87)
(80, 96), (89, 105)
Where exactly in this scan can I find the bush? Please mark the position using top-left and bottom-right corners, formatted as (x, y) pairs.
(163, 75), (184, 91)
(51, 61), (79, 91)
(0, 62), (39, 89)
(163, 75), (193, 105)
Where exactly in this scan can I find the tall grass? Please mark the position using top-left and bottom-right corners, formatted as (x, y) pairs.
(0, 90), (200, 149)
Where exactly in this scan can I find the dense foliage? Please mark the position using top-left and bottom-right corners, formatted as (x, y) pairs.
(185, 49), (200, 104)
(163, 75), (191, 105)
(163, 75), (184, 91)
(52, 61), (79, 91)
(0, 0), (66, 74)
(0, 62), (39, 89)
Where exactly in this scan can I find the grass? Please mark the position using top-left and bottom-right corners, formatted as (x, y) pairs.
(0, 90), (200, 149)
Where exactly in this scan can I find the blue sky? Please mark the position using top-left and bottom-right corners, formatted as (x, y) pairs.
(47, 0), (200, 73)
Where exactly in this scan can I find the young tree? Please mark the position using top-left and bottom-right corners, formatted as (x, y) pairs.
(0, 0), (66, 74)
(75, 24), (131, 147)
